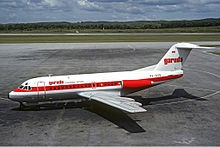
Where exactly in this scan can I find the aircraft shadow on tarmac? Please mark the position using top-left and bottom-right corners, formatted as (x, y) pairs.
(11, 89), (206, 133)
(130, 88), (207, 106)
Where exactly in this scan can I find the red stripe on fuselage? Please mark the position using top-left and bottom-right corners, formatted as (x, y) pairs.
(13, 74), (183, 92)
(148, 74), (182, 82)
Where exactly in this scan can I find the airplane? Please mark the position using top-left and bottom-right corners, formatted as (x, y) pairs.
(8, 43), (211, 113)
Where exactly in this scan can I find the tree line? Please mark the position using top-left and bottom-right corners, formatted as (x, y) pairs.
(0, 18), (220, 31)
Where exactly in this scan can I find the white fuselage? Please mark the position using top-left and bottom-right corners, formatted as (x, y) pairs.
(9, 69), (183, 103)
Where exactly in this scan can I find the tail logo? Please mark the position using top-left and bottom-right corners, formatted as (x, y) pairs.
(164, 57), (183, 65)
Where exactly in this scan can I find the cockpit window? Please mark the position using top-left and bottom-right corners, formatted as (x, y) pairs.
(18, 85), (31, 90)
(27, 86), (31, 90)
(19, 85), (24, 89)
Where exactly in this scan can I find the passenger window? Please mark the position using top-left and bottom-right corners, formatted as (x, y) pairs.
(58, 86), (60, 89)
(65, 86), (68, 88)
(88, 84), (91, 87)
(81, 85), (83, 88)
(54, 87), (56, 90)
(74, 85), (76, 88)
(108, 83), (110, 85)
(85, 85), (87, 87)
(50, 87), (52, 90)
(77, 85), (79, 88)
(111, 83), (113, 85)
(115, 82), (117, 85)
(104, 83), (106, 86)
(93, 84), (95, 87)
(70, 86), (72, 88)
(96, 83), (99, 86)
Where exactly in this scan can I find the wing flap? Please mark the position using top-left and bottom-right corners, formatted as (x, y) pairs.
(78, 92), (146, 113)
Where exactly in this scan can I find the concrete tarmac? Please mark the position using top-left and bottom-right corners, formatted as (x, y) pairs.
(0, 42), (220, 145)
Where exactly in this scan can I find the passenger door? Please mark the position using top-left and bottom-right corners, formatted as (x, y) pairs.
(37, 81), (46, 99)
(92, 82), (96, 89)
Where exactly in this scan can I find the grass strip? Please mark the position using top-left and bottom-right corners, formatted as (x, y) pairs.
(0, 35), (220, 43)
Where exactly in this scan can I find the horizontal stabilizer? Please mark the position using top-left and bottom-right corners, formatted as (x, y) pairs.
(175, 44), (215, 50)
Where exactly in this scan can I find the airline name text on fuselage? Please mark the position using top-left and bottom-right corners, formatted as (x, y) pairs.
(49, 80), (64, 85)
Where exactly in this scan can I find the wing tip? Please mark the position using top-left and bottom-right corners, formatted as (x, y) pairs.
(128, 109), (147, 113)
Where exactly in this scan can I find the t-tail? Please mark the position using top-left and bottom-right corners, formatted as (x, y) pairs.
(154, 43), (211, 71)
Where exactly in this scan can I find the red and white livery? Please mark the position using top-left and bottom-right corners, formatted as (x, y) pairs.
(8, 43), (210, 113)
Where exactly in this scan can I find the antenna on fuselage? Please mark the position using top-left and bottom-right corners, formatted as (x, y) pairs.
(48, 74), (53, 77)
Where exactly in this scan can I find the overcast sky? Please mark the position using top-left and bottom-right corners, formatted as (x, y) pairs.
(0, 0), (219, 23)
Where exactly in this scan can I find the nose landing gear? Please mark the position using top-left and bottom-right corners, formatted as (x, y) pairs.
(19, 102), (40, 110)
(19, 102), (26, 110)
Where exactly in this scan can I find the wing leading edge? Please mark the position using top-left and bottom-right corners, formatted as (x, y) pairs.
(78, 92), (147, 113)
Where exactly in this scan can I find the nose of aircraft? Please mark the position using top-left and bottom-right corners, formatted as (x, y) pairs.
(8, 91), (17, 101)
(8, 91), (13, 99)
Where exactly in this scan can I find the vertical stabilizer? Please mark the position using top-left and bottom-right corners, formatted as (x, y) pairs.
(154, 43), (204, 71)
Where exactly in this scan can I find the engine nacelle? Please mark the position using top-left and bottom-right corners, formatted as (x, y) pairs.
(122, 79), (152, 89)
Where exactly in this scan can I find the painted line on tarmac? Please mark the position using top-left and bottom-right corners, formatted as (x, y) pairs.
(164, 83), (216, 92)
(128, 44), (136, 51)
(186, 51), (220, 78)
(201, 90), (220, 98)
(185, 67), (220, 79)
(192, 68), (220, 78)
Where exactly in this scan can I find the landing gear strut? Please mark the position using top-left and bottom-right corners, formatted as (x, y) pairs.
(19, 102), (25, 110)
(19, 102), (40, 110)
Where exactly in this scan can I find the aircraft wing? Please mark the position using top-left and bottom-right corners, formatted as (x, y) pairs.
(78, 92), (147, 113)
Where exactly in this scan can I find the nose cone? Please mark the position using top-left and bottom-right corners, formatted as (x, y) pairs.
(8, 91), (20, 101)
(8, 91), (15, 100)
